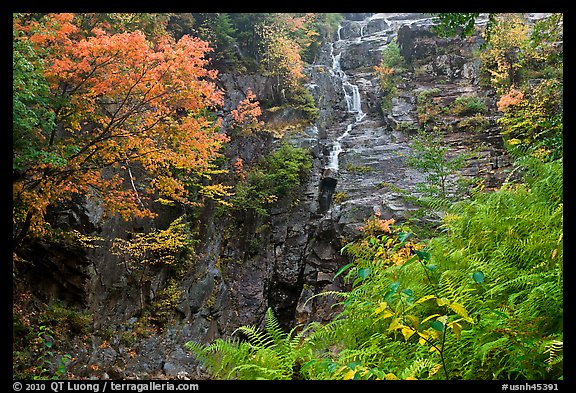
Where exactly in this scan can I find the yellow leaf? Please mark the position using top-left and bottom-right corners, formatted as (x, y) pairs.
(429, 364), (442, 376)
(405, 376), (418, 380)
(436, 297), (450, 306)
(429, 328), (443, 340)
(343, 369), (356, 380)
(448, 303), (473, 323)
(384, 373), (398, 380)
(388, 317), (404, 332)
(417, 332), (429, 346)
(405, 314), (420, 328)
(429, 345), (441, 354)
(373, 302), (387, 315)
(373, 302), (395, 320)
(155, 197), (176, 206)
(414, 294), (437, 305)
(401, 326), (415, 341)
(448, 321), (462, 339)
(421, 313), (442, 324)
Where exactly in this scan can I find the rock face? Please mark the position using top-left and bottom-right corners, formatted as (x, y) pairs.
(13, 13), (519, 379)
(305, 13), (511, 242)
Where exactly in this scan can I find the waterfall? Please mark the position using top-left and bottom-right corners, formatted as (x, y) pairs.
(344, 82), (366, 122)
(326, 124), (352, 170)
(326, 35), (366, 172)
(359, 20), (368, 40)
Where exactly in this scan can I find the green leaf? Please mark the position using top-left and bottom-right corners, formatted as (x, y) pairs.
(383, 282), (401, 302)
(384, 290), (397, 302)
(472, 271), (485, 284)
(415, 249), (430, 261)
(346, 360), (362, 369)
(430, 320), (445, 332)
(300, 359), (316, 372)
(358, 267), (371, 279)
(398, 231), (413, 243)
(328, 362), (338, 373)
(334, 262), (354, 279)
(426, 264), (437, 271)
(491, 309), (509, 319)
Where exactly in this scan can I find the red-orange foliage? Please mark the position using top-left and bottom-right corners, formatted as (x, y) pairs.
(374, 65), (395, 76)
(13, 13), (228, 239)
(233, 157), (245, 180)
(230, 88), (263, 134)
(497, 88), (524, 112)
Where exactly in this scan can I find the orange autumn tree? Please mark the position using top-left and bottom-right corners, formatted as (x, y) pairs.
(13, 13), (228, 246)
(230, 88), (263, 135)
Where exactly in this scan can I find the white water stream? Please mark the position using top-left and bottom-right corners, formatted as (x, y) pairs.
(326, 37), (366, 171)
(323, 13), (442, 172)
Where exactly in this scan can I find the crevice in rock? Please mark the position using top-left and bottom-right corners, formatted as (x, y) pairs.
(319, 168), (338, 215)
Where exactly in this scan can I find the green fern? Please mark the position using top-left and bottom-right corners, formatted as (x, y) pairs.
(185, 338), (253, 379)
(185, 308), (313, 379)
(400, 357), (439, 379)
(186, 156), (562, 380)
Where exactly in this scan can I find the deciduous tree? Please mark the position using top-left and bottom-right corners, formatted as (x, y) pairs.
(13, 13), (228, 245)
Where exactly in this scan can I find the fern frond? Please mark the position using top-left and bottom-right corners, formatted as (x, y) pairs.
(264, 307), (287, 346)
(544, 340), (563, 370)
(437, 270), (474, 303)
(230, 362), (289, 380)
(478, 337), (510, 365)
(488, 272), (543, 296)
(184, 340), (210, 365)
(303, 290), (349, 308)
(400, 357), (437, 379)
(233, 324), (273, 349)
(516, 278), (563, 322)
(304, 318), (344, 349)
(185, 338), (252, 379)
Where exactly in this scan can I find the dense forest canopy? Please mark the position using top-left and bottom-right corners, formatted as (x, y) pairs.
(13, 12), (562, 381)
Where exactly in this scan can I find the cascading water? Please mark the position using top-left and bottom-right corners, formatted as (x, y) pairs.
(325, 38), (366, 172)
(311, 13), (440, 216)
(320, 13), (437, 175)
